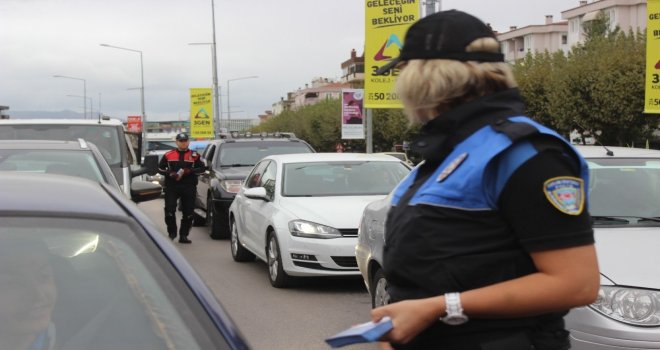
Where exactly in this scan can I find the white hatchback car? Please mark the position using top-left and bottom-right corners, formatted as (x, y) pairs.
(228, 153), (411, 288)
(356, 145), (660, 348)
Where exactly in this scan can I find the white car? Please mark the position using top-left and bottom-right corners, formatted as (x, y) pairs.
(356, 145), (660, 348)
(228, 153), (411, 288)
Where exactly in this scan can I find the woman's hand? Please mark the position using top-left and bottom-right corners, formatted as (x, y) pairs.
(371, 296), (443, 344)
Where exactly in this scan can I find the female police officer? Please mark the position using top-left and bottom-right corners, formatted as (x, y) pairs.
(370, 10), (599, 350)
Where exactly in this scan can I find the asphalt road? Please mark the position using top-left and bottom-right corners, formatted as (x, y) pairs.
(138, 198), (381, 350)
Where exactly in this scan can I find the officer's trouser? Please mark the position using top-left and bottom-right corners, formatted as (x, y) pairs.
(164, 183), (196, 238)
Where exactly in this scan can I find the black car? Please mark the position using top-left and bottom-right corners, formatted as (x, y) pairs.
(0, 172), (251, 349)
(194, 132), (315, 239)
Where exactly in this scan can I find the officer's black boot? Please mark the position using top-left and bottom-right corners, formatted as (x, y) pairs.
(164, 209), (177, 240)
(178, 214), (193, 244)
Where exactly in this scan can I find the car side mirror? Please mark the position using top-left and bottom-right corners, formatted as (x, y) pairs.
(130, 180), (163, 203)
(244, 187), (269, 201)
(132, 154), (159, 177)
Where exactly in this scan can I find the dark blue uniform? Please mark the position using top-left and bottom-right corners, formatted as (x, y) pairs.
(384, 89), (594, 350)
(158, 148), (205, 241)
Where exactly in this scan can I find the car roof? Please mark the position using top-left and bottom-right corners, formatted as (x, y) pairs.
(216, 137), (303, 143)
(0, 139), (94, 150)
(0, 172), (126, 216)
(265, 152), (405, 163)
(0, 118), (124, 126)
(575, 145), (660, 158)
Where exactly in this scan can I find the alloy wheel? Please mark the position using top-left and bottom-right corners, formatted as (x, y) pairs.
(268, 235), (279, 281)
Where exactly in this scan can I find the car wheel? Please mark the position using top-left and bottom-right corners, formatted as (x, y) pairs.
(371, 267), (390, 308)
(230, 219), (255, 262)
(266, 232), (293, 288)
(208, 195), (229, 239)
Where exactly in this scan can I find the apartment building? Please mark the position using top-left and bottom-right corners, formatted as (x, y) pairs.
(271, 49), (362, 116)
(340, 49), (364, 88)
(498, 16), (569, 63)
(498, 0), (647, 63)
(562, 0), (647, 47)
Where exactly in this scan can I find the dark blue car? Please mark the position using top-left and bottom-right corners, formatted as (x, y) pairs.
(0, 172), (251, 350)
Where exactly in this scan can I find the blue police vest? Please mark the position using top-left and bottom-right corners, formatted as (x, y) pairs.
(391, 116), (589, 210)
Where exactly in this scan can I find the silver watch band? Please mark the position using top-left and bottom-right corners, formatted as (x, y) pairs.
(445, 292), (463, 316)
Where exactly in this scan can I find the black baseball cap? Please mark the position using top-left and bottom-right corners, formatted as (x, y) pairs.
(175, 132), (189, 141)
(375, 10), (504, 75)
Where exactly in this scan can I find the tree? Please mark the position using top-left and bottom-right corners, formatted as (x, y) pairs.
(252, 99), (418, 153)
(513, 15), (653, 146)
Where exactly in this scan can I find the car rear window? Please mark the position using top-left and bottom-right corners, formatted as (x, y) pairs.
(217, 141), (313, 167)
(0, 149), (105, 182)
(0, 125), (122, 167)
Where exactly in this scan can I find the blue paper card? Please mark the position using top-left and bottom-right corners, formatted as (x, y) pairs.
(325, 317), (393, 348)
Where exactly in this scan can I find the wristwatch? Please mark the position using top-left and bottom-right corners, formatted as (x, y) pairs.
(440, 292), (468, 325)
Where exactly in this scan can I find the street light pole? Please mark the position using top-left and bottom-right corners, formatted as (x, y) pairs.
(227, 76), (258, 123)
(211, 0), (221, 135)
(54, 75), (86, 119)
(189, 42), (222, 137)
(100, 43), (146, 155)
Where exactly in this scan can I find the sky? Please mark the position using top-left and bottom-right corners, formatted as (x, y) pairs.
(1, 0), (583, 121)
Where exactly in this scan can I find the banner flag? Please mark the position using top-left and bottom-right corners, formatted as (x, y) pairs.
(341, 89), (365, 139)
(126, 116), (142, 133)
(364, 0), (419, 109)
(189, 88), (214, 139)
(645, 0), (660, 114)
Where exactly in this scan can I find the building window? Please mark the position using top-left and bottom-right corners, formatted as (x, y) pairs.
(570, 18), (579, 33)
(524, 35), (532, 52)
(561, 35), (568, 45)
(608, 9), (616, 29)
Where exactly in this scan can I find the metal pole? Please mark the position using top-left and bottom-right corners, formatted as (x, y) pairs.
(226, 76), (258, 125)
(139, 51), (146, 138)
(211, 0), (221, 136)
(83, 80), (87, 119)
(227, 80), (231, 122)
(100, 44), (147, 156)
(366, 108), (373, 153)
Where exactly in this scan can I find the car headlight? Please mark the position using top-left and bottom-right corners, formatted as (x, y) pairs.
(289, 220), (341, 239)
(220, 180), (242, 193)
(589, 286), (660, 326)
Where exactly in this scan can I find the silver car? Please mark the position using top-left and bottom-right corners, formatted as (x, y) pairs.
(356, 145), (660, 348)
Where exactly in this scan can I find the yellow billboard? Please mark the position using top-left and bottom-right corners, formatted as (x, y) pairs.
(189, 88), (214, 139)
(645, 0), (660, 113)
(364, 0), (419, 109)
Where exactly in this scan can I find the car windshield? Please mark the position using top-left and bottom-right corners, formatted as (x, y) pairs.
(283, 161), (410, 196)
(0, 149), (105, 183)
(147, 140), (176, 151)
(0, 125), (122, 167)
(217, 141), (313, 167)
(0, 217), (227, 349)
(587, 158), (660, 225)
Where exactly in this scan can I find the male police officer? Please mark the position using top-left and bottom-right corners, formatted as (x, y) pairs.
(158, 133), (205, 243)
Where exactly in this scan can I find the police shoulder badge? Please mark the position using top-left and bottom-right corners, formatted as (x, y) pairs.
(543, 176), (585, 215)
(436, 152), (468, 182)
